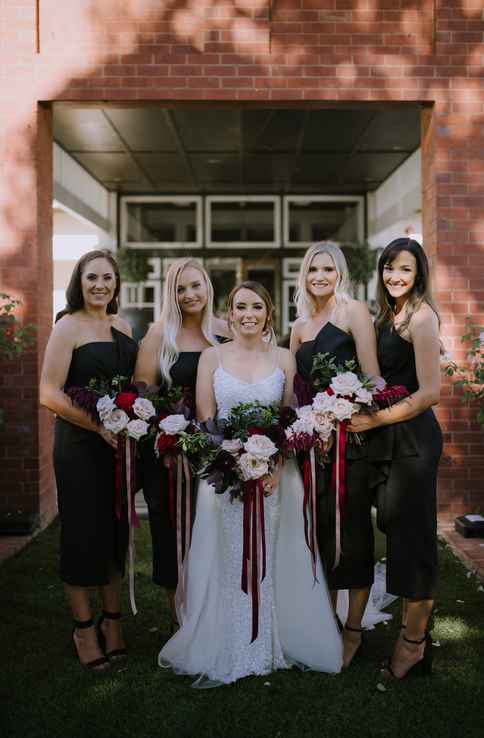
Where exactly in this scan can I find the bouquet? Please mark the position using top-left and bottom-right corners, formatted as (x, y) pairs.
(199, 401), (285, 641)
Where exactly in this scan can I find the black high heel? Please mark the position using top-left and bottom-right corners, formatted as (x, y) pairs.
(72, 618), (110, 671)
(97, 610), (127, 661)
(382, 632), (433, 679)
(343, 625), (364, 668)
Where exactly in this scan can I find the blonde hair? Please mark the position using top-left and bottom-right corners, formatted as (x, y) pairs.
(227, 280), (277, 346)
(295, 242), (351, 319)
(375, 238), (440, 334)
(159, 258), (217, 386)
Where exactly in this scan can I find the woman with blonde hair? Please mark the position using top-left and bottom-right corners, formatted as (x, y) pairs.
(290, 241), (380, 668)
(159, 281), (342, 685)
(135, 258), (229, 631)
(349, 238), (442, 679)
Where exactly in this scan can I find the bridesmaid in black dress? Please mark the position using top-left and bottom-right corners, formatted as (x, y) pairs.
(40, 250), (137, 670)
(349, 238), (442, 679)
(290, 242), (380, 668)
(134, 258), (229, 631)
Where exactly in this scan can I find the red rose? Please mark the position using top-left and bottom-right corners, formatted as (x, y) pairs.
(247, 426), (264, 436)
(115, 392), (137, 414)
(156, 432), (178, 455)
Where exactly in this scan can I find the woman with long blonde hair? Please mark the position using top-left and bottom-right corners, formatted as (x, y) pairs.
(290, 241), (380, 669)
(135, 258), (229, 631)
(349, 238), (442, 679)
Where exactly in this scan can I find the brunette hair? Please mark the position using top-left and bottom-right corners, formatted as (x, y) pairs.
(375, 238), (440, 333)
(227, 280), (276, 344)
(55, 250), (120, 323)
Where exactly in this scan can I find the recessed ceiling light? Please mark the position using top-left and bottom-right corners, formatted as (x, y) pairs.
(208, 158), (221, 164)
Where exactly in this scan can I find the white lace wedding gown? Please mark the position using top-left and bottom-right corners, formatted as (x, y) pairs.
(158, 365), (343, 686)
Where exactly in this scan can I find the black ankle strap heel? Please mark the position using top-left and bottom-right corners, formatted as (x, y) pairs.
(72, 618), (110, 671)
(97, 611), (127, 661)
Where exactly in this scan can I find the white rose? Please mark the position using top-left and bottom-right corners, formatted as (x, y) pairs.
(159, 414), (190, 435)
(330, 371), (363, 397)
(480, 331), (484, 346)
(312, 392), (336, 413)
(331, 397), (357, 422)
(313, 412), (335, 441)
(97, 395), (116, 421)
(133, 397), (156, 421)
(243, 434), (278, 459)
(103, 408), (129, 434)
(221, 438), (243, 455)
(239, 453), (269, 481)
(288, 416), (315, 436)
(355, 387), (374, 406)
(296, 405), (313, 420)
(126, 418), (149, 441)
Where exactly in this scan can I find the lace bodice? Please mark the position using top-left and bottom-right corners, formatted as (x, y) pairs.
(213, 366), (285, 419)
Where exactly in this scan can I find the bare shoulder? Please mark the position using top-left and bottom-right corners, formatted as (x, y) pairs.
(276, 346), (296, 369)
(345, 298), (370, 319)
(51, 313), (79, 343)
(200, 345), (219, 366)
(213, 316), (231, 338)
(140, 320), (163, 344)
(410, 303), (439, 332)
(113, 315), (133, 338)
(290, 317), (306, 340)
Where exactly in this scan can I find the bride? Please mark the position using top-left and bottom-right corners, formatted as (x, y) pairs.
(159, 281), (343, 686)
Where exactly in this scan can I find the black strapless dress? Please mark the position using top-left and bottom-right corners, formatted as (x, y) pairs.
(142, 351), (202, 589)
(53, 327), (138, 587)
(295, 323), (374, 590)
(371, 322), (443, 599)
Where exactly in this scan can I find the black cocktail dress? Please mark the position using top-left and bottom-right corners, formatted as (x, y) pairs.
(371, 322), (443, 599)
(142, 352), (201, 589)
(295, 323), (374, 590)
(53, 327), (138, 586)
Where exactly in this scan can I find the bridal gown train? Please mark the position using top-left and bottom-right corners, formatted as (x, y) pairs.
(159, 364), (343, 686)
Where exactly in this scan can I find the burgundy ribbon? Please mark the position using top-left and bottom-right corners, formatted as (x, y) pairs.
(331, 420), (348, 569)
(162, 452), (194, 602)
(302, 450), (318, 582)
(241, 479), (267, 643)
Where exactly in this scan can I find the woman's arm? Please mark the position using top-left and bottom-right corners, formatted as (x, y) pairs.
(289, 319), (303, 355)
(348, 307), (440, 432)
(133, 323), (162, 385)
(39, 319), (103, 434)
(195, 347), (218, 422)
(280, 348), (297, 407)
(347, 300), (380, 378)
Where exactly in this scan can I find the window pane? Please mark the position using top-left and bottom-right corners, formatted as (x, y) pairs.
(211, 201), (275, 243)
(126, 202), (197, 243)
(288, 201), (359, 243)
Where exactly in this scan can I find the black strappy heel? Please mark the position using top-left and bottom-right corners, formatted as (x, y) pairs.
(382, 632), (433, 679)
(72, 618), (110, 671)
(97, 610), (127, 661)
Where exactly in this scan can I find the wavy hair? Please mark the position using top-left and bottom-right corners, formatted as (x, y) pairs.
(159, 258), (217, 386)
(294, 242), (351, 319)
(227, 280), (277, 345)
(55, 249), (120, 323)
(375, 238), (440, 333)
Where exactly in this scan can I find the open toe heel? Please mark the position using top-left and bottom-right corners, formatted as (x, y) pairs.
(97, 610), (127, 661)
(72, 618), (110, 671)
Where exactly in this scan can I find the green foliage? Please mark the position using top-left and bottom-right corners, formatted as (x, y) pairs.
(444, 321), (484, 428)
(341, 241), (379, 290)
(0, 293), (35, 360)
(225, 400), (280, 440)
(116, 247), (151, 282)
(311, 352), (374, 392)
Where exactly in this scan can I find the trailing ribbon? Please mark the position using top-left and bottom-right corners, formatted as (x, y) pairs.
(241, 479), (266, 643)
(162, 452), (194, 605)
(331, 420), (348, 569)
(124, 437), (139, 615)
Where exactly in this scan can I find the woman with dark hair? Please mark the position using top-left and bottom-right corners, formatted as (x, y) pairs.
(349, 238), (442, 679)
(40, 250), (137, 671)
(159, 281), (342, 686)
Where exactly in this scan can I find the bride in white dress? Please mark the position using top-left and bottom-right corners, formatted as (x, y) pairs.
(159, 281), (343, 686)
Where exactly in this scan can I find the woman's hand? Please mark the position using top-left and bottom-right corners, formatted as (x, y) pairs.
(262, 462), (283, 496)
(347, 412), (381, 434)
(99, 427), (118, 449)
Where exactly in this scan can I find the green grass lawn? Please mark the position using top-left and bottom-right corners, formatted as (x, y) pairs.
(1, 519), (483, 738)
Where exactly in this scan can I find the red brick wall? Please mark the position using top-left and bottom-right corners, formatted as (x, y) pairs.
(0, 0), (483, 524)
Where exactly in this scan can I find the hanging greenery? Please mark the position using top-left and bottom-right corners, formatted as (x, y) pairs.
(116, 247), (151, 283)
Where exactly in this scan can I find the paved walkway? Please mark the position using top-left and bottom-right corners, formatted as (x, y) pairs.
(1, 512), (484, 578)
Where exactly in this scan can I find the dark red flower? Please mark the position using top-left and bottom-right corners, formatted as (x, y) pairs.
(156, 432), (178, 454)
(115, 391), (137, 414)
(247, 426), (264, 436)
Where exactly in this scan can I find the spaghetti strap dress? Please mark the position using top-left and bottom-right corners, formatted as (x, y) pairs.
(295, 322), (374, 590)
(53, 326), (138, 586)
(141, 351), (202, 589)
(370, 322), (443, 599)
